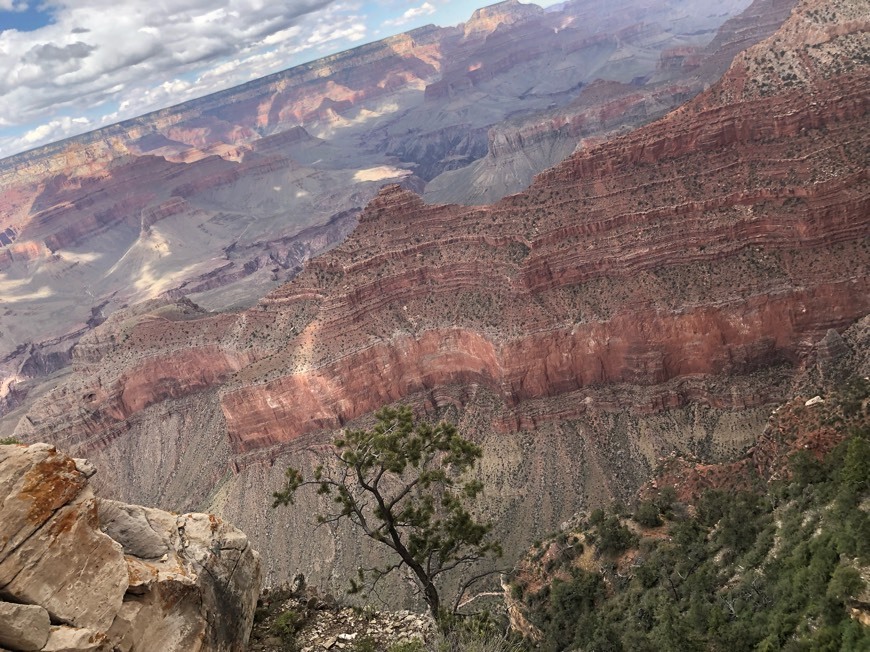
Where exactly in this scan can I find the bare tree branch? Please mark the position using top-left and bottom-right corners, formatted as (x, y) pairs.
(452, 568), (511, 614)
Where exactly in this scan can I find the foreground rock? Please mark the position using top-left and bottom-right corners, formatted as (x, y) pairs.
(0, 602), (50, 651)
(0, 443), (260, 651)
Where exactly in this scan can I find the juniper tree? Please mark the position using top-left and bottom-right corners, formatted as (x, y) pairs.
(273, 405), (501, 621)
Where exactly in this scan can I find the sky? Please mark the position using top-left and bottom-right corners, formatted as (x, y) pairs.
(0, 0), (560, 160)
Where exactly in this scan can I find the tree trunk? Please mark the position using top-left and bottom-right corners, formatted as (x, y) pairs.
(423, 580), (440, 620)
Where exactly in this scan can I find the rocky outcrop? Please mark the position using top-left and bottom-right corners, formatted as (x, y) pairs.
(0, 443), (260, 651)
(249, 585), (435, 652)
(462, 0), (543, 40)
(0, 602), (51, 651)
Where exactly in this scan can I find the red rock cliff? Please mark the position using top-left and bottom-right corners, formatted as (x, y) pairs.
(18, 0), (869, 458)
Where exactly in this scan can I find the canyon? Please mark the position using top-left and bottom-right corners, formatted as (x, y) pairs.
(1, 0), (864, 609)
(0, 0), (777, 430)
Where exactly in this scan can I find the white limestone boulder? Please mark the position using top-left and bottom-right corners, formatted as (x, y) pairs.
(0, 601), (51, 651)
(0, 443), (261, 651)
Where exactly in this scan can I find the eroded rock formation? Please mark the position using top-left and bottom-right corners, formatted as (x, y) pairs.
(0, 0), (768, 429)
(644, 315), (870, 500)
(0, 443), (260, 651)
(424, 0), (799, 204)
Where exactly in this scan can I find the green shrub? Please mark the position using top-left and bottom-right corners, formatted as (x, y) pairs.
(633, 501), (662, 528)
(434, 626), (527, 652)
(514, 398), (870, 652)
(596, 516), (636, 555)
(696, 489), (727, 526)
(352, 637), (378, 652)
(387, 641), (425, 652)
(272, 609), (305, 642)
(588, 508), (605, 526)
(654, 487), (677, 516)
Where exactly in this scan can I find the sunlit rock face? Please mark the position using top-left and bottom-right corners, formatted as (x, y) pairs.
(10, 0), (867, 599)
(0, 0), (765, 431)
(0, 442), (260, 651)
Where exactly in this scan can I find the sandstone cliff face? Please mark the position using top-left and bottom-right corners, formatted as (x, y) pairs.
(0, 443), (260, 651)
(646, 315), (870, 502)
(462, 0), (544, 39)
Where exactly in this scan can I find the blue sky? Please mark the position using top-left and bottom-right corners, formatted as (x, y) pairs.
(0, 0), (559, 159)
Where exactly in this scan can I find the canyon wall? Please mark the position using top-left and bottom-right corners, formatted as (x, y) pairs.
(424, 0), (798, 204)
(0, 0), (765, 433)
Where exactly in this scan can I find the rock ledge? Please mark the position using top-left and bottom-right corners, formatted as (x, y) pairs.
(0, 443), (261, 651)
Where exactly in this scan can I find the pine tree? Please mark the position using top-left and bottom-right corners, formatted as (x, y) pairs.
(273, 405), (501, 621)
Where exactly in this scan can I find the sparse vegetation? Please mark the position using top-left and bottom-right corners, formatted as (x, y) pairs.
(512, 381), (870, 651)
(272, 609), (306, 645)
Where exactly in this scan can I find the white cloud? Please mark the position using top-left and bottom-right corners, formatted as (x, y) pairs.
(0, 115), (91, 154)
(307, 22), (367, 46)
(0, 0), (27, 11)
(384, 1), (435, 27)
(26, 116), (90, 142)
(262, 25), (303, 46)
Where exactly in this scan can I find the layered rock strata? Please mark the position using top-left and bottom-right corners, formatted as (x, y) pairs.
(424, 0), (799, 204)
(0, 443), (260, 651)
(648, 315), (870, 501)
(0, 0), (774, 430)
(9, 0), (870, 596)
